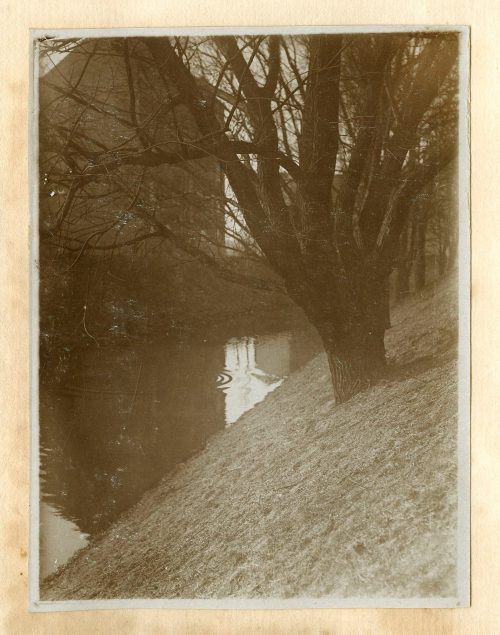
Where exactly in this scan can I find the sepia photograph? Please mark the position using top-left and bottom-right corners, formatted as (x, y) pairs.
(30, 26), (469, 609)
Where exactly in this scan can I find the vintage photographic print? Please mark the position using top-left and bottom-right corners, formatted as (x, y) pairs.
(30, 26), (469, 609)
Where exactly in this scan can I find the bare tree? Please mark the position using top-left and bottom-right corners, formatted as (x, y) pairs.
(39, 32), (459, 402)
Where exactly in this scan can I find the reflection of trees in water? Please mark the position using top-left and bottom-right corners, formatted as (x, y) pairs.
(40, 339), (225, 535)
(224, 337), (261, 425)
(222, 333), (320, 425)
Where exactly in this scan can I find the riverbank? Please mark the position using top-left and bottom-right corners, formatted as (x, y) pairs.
(41, 275), (459, 600)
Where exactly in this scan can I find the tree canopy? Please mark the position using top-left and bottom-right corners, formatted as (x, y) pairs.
(39, 32), (460, 401)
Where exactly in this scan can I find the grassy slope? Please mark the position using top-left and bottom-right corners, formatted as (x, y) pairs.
(41, 275), (459, 600)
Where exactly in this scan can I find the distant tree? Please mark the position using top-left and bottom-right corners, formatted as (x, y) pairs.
(395, 157), (457, 299)
(38, 32), (459, 402)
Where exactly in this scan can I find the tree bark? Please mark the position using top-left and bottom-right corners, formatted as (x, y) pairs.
(304, 272), (390, 403)
(323, 327), (387, 403)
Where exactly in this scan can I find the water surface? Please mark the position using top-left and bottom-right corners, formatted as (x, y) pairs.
(40, 327), (321, 578)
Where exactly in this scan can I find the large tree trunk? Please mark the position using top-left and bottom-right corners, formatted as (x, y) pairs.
(304, 273), (390, 403)
(323, 327), (387, 403)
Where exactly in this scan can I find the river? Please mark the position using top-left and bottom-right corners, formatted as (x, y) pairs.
(39, 326), (322, 579)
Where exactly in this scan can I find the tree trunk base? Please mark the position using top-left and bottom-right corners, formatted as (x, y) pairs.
(324, 333), (387, 403)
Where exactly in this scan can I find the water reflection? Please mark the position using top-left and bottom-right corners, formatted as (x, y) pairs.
(40, 502), (89, 578)
(40, 339), (225, 539)
(40, 328), (321, 578)
(221, 335), (289, 425)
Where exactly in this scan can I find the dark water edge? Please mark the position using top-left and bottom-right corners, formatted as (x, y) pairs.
(39, 320), (323, 579)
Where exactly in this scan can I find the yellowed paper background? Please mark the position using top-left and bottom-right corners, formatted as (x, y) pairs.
(1, 1), (497, 632)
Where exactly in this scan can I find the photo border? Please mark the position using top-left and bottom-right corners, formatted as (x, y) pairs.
(28, 24), (470, 613)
